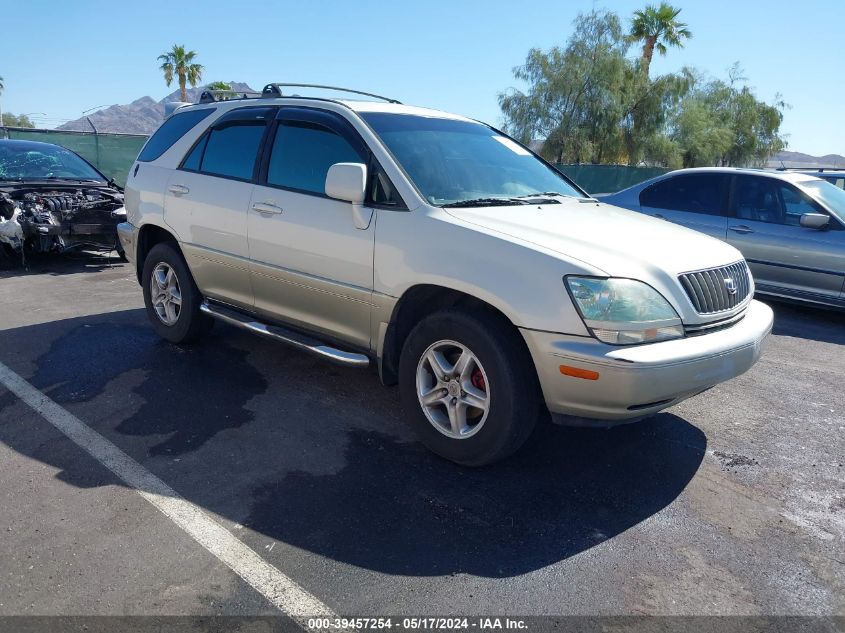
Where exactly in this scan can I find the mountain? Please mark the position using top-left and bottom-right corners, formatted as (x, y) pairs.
(58, 82), (255, 135)
(767, 150), (845, 169)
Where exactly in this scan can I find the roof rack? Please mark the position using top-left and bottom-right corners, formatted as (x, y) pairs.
(260, 83), (401, 104)
(198, 89), (263, 104)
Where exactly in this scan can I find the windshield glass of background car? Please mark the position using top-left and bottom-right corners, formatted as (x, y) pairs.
(0, 143), (105, 181)
(800, 179), (845, 223)
(360, 113), (582, 206)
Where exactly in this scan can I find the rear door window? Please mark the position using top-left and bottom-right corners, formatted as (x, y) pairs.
(200, 122), (266, 180)
(137, 108), (215, 162)
(639, 173), (727, 215)
(182, 107), (274, 181)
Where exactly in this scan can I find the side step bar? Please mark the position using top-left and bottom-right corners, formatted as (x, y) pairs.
(199, 301), (370, 368)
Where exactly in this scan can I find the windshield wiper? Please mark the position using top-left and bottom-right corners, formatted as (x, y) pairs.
(515, 191), (569, 198)
(514, 191), (597, 202)
(441, 197), (529, 208)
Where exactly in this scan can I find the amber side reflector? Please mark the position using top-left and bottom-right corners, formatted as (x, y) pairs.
(559, 365), (600, 380)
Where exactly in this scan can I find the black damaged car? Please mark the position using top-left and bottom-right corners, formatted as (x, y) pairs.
(0, 139), (127, 265)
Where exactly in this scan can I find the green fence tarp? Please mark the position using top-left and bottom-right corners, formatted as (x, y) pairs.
(556, 164), (668, 195)
(1, 127), (148, 188)
(1, 127), (664, 195)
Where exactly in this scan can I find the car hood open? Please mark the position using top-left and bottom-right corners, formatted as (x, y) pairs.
(443, 199), (743, 278)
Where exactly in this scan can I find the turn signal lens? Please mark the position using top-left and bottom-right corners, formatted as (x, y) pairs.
(559, 365), (600, 380)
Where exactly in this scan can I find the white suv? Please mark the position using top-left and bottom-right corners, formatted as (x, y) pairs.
(118, 83), (773, 465)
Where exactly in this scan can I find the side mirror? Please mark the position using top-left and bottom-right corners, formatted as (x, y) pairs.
(799, 213), (830, 230)
(325, 162), (372, 230)
(325, 162), (367, 204)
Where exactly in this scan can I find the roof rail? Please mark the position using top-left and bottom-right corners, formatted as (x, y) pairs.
(776, 166), (845, 172)
(261, 83), (401, 104)
(198, 89), (264, 104)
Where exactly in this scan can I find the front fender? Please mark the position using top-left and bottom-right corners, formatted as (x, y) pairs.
(374, 208), (596, 336)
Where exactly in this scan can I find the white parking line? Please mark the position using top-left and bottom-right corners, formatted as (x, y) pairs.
(0, 360), (334, 620)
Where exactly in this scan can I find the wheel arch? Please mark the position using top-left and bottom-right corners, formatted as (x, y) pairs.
(379, 283), (531, 386)
(135, 223), (179, 283)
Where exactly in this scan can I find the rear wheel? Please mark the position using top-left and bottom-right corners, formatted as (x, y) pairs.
(142, 242), (212, 344)
(399, 309), (541, 466)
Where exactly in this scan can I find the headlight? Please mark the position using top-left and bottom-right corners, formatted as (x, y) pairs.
(565, 277), (684, 345)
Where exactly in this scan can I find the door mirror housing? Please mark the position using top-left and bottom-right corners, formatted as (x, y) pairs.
(325, 162), (372, 230)
(799, 213), (830, 230)
(325, 162), (367, 204)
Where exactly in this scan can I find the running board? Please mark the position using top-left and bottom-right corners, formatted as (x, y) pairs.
(199, 301), (370, 368)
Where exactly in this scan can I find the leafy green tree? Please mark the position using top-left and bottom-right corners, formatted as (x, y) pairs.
(499, 9), (689, 165)
(671, 99), (733, 167)
(0, 113), (35, 128)
(499, 8), (784, 169)
(669, 66), (786, 167)
(158, 45), (203, 102)
(205, 81), (241, 101)
(629, 3), (691, 76)
(499, 10), (631, 163)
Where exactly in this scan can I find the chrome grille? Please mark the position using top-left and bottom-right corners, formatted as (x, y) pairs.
(679, 261), (751, 314)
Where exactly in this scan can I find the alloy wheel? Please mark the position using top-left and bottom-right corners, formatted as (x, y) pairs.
(415, 339), (490, 439)
(150, 262), (182, 326)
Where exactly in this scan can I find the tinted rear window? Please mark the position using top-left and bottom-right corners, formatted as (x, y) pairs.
(640, 173), (726, 215)
(137, 108), (215, 162)
(199, 121), (266, 181)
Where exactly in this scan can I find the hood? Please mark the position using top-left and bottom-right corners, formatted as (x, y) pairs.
(443, 199), (742, 278)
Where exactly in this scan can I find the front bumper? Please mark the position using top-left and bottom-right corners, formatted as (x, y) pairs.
(116, 221), (137, 266)
(521, 299), (773, 425)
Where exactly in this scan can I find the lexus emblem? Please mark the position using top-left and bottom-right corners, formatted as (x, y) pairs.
(724, 277), (738, 295)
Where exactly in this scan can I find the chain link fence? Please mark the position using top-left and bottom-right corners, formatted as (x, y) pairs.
(1, 127), (148, 188)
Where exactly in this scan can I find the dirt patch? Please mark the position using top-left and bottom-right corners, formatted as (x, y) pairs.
(713, 451), (759, 469)
(829, 497), (845, 513)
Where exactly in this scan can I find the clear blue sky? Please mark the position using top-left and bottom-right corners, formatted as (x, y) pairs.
(1, 0), (842, 156)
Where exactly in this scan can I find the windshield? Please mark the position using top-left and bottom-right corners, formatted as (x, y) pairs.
(0, 142), (106, 182)
(799, 179), (845, 221)
(360, 113), (583, 206)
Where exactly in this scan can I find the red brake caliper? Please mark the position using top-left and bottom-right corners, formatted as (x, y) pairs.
(471, 369), (486, 392)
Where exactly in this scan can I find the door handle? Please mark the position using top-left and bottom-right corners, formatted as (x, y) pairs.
(168, 184), (190, 195)
(252, 202), (283, 215)
(653, 213), (665, 219)
(730, 225), (754, 234)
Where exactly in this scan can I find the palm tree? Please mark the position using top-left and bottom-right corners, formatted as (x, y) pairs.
(157, 45), (203, 102)
(629, 3), (692, 76)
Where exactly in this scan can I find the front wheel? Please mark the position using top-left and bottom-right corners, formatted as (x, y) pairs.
(141, 241), (212, 344)
(398, 309), (541, 466)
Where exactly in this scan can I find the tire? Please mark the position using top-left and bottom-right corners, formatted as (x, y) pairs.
(141, 241), (212, 344)
(398, 308), (541, 466)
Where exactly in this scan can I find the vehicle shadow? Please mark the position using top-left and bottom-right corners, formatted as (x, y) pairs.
(0, 249), (125, 277)
(765, 298), (845, 345)
(0, 309), (706, 578)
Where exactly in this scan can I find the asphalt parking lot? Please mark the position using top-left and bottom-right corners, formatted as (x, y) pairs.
(0, 252), (843, 618)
